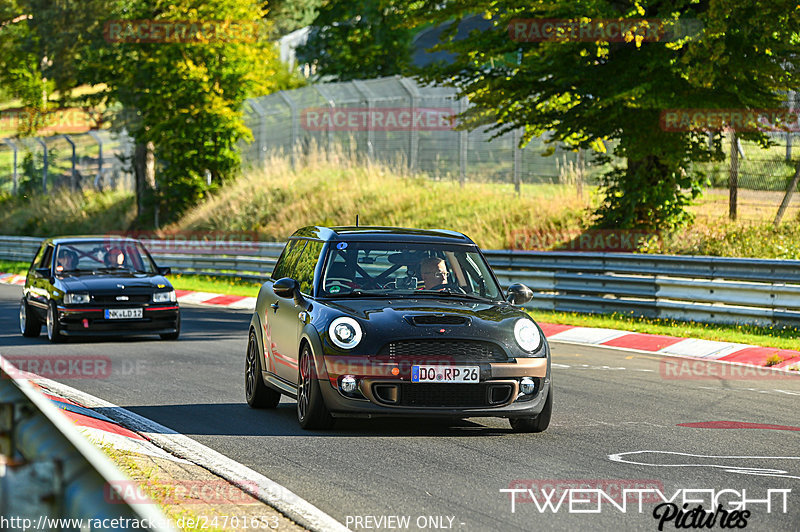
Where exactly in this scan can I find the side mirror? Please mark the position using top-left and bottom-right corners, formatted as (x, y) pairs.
(506, 283), (533, 306)
(158, 266), (172, 275)
(35, 267), (51, 279)
(273, 277), (299, 299)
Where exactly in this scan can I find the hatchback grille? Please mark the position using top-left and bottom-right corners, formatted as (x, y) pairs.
(379, 340), (508, 361)
(92, 294), (151, 304)
(377, 383), (513, 407)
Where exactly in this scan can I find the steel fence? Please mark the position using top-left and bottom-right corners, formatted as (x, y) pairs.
(2, 235), (799, 327)
(0, 130), (134, 194)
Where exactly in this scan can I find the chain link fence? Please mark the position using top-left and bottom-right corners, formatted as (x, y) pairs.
(0, 130), (134, 195)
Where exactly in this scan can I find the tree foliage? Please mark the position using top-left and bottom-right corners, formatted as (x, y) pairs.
(297, 0), (414, 81)
(399, 0), (800, 231)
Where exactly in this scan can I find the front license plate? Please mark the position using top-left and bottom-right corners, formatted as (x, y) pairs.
(104, 308), (143, 319)
(412, 365), (479, 383)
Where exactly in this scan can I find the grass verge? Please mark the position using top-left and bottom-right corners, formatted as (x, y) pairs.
(528, 309), (800, 351)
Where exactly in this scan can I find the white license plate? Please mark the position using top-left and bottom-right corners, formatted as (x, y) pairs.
(104, 308), (143, 319)
(412, 365), (479, 383)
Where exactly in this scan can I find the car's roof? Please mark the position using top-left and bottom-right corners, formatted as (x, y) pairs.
(290, 226), (476, 244)
(42, 235), (143, 246)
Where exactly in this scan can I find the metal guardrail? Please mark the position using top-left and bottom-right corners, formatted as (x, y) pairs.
(0, 355), (175, 531)
(2, 235), (800, 326)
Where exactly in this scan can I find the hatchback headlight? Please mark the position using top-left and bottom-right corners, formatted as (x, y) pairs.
(64, 293), (90, 305)
(328, 317), (363, 349)
(153, 290), (176, 303)
(514, 318), (542, 353)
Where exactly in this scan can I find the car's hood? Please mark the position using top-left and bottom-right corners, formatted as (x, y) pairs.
(57, 274), (171, 293)
(324, 297), (520, 323)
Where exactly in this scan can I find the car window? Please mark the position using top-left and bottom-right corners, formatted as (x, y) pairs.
(272, 239), (306, 280)
(320, 242), (501, 300)
(29, 244), (46, 272)
(39, 245), (54, 270)
(50, 241), (157, 273)
(295, 240), (324, 295)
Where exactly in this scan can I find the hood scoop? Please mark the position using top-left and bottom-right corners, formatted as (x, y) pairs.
(407, 314), (470, 326)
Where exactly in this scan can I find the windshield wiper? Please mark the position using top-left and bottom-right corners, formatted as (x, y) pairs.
(413, 290), (496, 303)
(324, 289), (391, 298)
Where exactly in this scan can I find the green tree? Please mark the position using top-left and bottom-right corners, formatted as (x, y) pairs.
(297, 0), (414, 81)
(401, 0), (800, 231)
(268, 0), (322, 36)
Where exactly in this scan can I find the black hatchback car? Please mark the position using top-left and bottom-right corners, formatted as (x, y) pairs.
(245, 226), (551, 432)
(19, 236), (180, 342)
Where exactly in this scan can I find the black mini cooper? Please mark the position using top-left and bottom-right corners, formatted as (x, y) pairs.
(19, 236), (180, 342)
(245, 226), (551, 432)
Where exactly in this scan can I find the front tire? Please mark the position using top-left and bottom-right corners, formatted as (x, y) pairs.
(46, 301), (65, 343)
(245, 330), (280, 408)
(509, 384), (552, 433)
(296, 344), (334, 430)
(20, 298), (41, 338)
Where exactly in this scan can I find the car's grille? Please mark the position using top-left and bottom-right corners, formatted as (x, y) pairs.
(379, 383), (513, 408)
(379, 340), (508, 361)
(91, 294), (151, 304)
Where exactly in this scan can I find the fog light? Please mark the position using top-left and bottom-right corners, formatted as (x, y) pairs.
(520, 378), (536, 395)
(341, 375), (358, 393)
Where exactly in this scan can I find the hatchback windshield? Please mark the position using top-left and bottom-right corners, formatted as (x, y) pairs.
(319, 242), (502, 300)
(54, 240), (157, 274)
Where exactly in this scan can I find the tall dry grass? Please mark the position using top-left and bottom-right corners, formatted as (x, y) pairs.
(169, 148), (592, 249)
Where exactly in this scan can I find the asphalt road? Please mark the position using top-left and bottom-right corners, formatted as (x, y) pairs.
(2, 283), (799, 531)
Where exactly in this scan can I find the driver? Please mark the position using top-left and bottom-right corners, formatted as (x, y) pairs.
(104, 247), (126, 268)
(419, 257), (450, 289)
(56, 249), (77, 272)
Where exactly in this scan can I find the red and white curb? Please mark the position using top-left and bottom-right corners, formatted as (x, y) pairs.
(541, 323), (800, 372)
(174, 289), (256, 310)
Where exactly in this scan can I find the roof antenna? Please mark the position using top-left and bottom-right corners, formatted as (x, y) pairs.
(356, 214), (359, 227)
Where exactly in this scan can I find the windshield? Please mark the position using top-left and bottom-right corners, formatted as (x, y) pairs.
(54, 241), (158, 275)
(319, 241), (502, 300)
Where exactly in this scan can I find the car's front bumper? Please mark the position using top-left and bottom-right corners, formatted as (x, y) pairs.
(319, 356), (550, 419)
(55, 304), (180, 336)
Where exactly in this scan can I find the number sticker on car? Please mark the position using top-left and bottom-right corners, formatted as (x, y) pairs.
(104, 308), (143, 319)
(411, 365), (479, 383)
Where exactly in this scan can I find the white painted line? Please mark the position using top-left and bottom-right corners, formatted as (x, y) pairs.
(226, 297), (258, 310)
(658, 338), (751, 359)
(547, 327), (629, 345)
(36, 378), (349, 532)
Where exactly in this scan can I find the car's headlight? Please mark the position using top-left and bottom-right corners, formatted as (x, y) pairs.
(153, 290), (176, 303)
(328, 317), (363, 349)
(514, 318), (542, 353)
(64, 293), (90, 305)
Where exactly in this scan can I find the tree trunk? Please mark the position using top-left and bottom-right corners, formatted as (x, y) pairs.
(729, 132), (738, 221)
(133, 141), (155, 224)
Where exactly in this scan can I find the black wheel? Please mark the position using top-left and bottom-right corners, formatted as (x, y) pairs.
(46, 301), (65, 343)
(19, 298), (41, 338)
(510, 384), (552, 433)
(160, 313), (180, 340)
(245, 330), (280, 408)
(296, 344), (334, 430)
